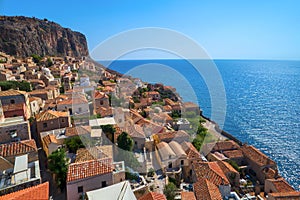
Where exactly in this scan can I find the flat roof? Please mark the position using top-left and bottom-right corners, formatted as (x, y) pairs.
(89, 117), (116, 127)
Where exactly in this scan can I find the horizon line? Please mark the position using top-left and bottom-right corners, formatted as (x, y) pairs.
(96, 58), (300, 62)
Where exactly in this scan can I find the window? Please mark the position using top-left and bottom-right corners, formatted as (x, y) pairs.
(100, 100), (103, 105)
(102, 181), (107, 187)
(61, 119), (65, 123)
(78, 186), (83, 193)
(10, 99), (15, 104)
(168, 162), (172, 169)
(43, 123), (47, 128)
(78, 107), (82, 112)
(181, 160), (184, 165)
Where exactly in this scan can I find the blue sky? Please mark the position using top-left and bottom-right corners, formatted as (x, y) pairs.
(1, 0), (300, 60)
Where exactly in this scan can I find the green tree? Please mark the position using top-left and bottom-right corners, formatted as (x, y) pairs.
(0, 81), (32, 92)
(117, 132), (133, 151)
(31, 54), (42, 64)
(164, 182), (177, 200)
(64, 136), (84, 153)
(115, 132), (140, 170)
(48, 149), (69, 190)
(192, 124), (208, 151)
(147, 168), (155, 177)
(45, 58), (53, 67)
(101, 124), (116, 143)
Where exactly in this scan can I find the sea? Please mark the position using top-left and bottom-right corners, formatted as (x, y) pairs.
(98, 59), (300, 189)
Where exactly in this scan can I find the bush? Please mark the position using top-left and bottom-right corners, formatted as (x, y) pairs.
(31, 54), (42, 64)
(147, 168), (155, 177)
(164, 182), (177, 200)
(125, 170), (139, 181)
(64, 136), (84, 153)
(46, 58), (53, 67)
(227, 160), (240, 172)
(117, 132), (133, 151)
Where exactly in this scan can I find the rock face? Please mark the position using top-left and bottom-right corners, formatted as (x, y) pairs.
(0, 16), (88, 58)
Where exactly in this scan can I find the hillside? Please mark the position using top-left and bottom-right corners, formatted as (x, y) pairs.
(0, 16), (88, 58)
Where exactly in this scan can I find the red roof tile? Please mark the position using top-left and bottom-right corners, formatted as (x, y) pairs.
(222, 149), (244, 159)
(0, 139), (37, 157)
(0, 182), (49, 200)
(67, 158), (113, 182)
(65, 126), (91, 137)
(268, 191), (300, 199)
(138, 192), (167, 200)
(267, 178), (295, 193)
(181, 191), (196, 200)
(57, 95), (88, 105)
(181, 141), (201, 159)
(36, 110), (69, 122)
(212, 140), (240, 152)
(192, 161), (230, 185)
(193, 178), (222, 200)
(94, 91), (108, 99)
(241, 144), (276, 167)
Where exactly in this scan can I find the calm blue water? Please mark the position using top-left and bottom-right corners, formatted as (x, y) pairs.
(99, 59), (300, 189)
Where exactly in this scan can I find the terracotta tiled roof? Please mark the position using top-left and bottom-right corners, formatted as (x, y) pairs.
(36, 110), (69, 122)
(129, 109), (144, 123)
(94, 91), (108, 99)
(212, 140), (240, 152)
(126, 124), (145, 138)
(29, 89), (50, 95)
(0, 89), (26, 97)
(151, 112), (173, 123)
(164, 98), (176, 106)
(193, 178), (222, 200)
(223, 149), (244, 159)
(0, 139), (37, 157)
(42, 134), (59, 148)
(163, 105), (172, 112)
(181, 141), (201, 159)
(241, 145), (276, 167)
(95, 107), (113, 117)
(138, 192), (167, 200)
(181, 191), (196, 200)
(192, 161), (230, 185)
(29, 96), (42, 102)
(157, 130), (189, 142)
(268, 191), (300, 199)
(75, 146), (112, 163)
(183, 102), (200, 110)
(67, 158), (113, 182)
(217, 160), (238, 174)
(65, 126), (91, 137)
(0, 182), (49, 200)
(57, 95), (88, 105)
(136, 118), (164, 135)
(267, 178), (295, 193)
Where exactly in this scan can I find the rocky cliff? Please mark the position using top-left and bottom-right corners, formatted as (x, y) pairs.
(0, 16), (88, 58)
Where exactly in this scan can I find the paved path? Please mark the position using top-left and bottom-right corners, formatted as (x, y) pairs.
(202, 120), (227, 141)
